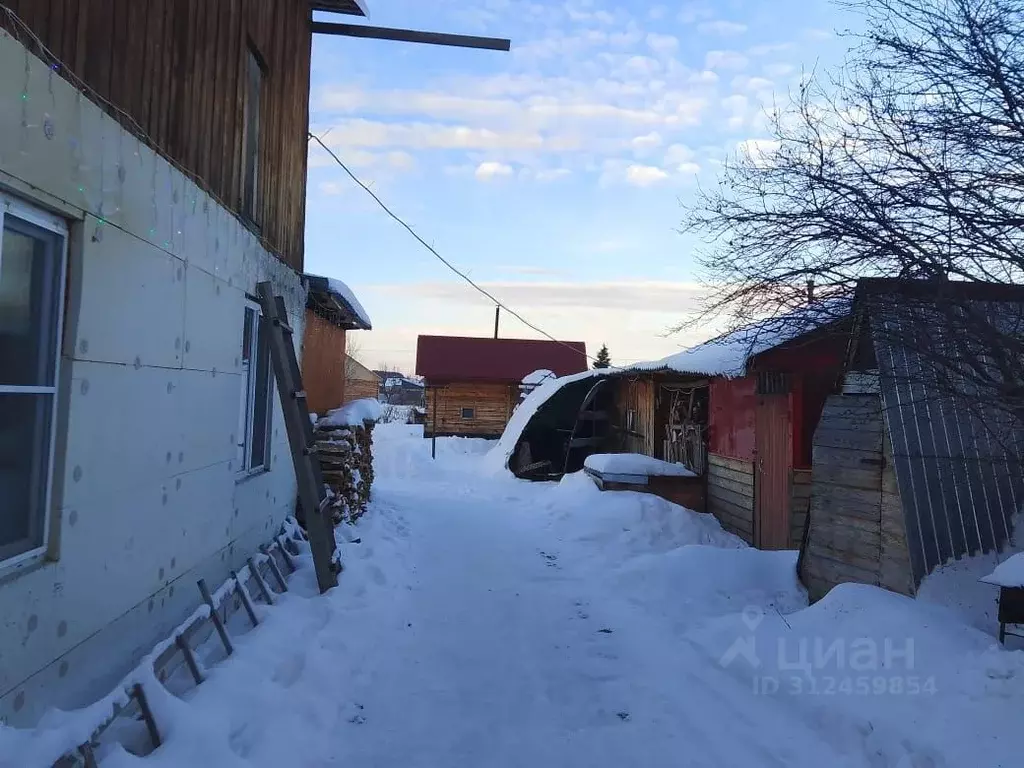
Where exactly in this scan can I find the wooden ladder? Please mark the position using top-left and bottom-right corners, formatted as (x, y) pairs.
(255, 282), (338, 594)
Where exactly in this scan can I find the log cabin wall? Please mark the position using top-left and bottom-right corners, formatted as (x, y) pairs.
(302, 311), (347, 415)
(2, 0), (312, 270)
(344, 376), (380, 404)
(425, 382), (517, 438)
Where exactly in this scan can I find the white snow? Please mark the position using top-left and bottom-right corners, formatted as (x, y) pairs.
(7, 424), (1024, 767)
(307, 273), (372, 329)
(316, 398), (383, 429)
(521, 368), (556, 386)
(584, 453), (696, 478)
(981, 552), (1024, 588)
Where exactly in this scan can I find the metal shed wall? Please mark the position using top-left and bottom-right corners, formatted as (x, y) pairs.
(874, 300), (1024, 584)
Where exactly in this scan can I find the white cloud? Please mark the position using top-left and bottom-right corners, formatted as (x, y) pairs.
(318, 181), (345, 196)
(803, 28), (833, 40)
(705, 50), (749, 71)
(737, 138), (782, 167)
(722, 94), (749, 130)
(664, 143), (696, 165)
(535, 168), (572, 181)
(763, 63), (796, 78)
(625, 164), (669, 186)
(676, 161), (701, 175)
(475, 161), (514, 180)
(631, 131), (663, 152)
(747, 42), (793, 56)
(678, 1), (715, 24)
(732, 75), (776, 93)
(698, 20), (748, 36)
(645, 33), (679, 56)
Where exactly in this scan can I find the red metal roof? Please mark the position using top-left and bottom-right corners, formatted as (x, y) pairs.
(416, 335), (588, 383)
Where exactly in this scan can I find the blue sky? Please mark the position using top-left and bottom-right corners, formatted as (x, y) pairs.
(304, 0), (859, 373)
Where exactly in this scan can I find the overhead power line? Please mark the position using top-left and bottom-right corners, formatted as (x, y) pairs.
(308, 133), (601, 365)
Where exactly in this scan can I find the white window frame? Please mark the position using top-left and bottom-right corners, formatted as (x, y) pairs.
(237, 299), (274, 476)
(0, 191), (68, 575)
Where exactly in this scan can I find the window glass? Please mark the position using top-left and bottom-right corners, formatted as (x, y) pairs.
(0, 393), (51, 560)
(0, 221), (60, 386)
(249, 314), (272, 469)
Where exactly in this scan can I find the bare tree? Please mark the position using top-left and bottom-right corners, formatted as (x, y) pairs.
(685, 0), (1024, 325)
(683, 0), (1024, 454)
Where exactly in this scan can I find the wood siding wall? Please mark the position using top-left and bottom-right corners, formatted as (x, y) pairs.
(343, 377), (379, 405)
(801, 395), (914, 601)
(614, 378), (656, 456)
(302, 311), (346, 415)
(708, 453), (755, 544)
(425, 382), (516, 438)
(790, 468), (812, 550)
(3, 0), (312, 269)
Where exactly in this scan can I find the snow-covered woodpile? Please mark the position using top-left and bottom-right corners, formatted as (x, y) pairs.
(313, 399), (381, 524)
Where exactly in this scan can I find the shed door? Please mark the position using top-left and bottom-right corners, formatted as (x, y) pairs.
(755, 386), (793, 550)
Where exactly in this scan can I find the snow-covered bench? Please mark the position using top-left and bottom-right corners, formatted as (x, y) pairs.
(583, 453), (705, 512)
(981, 553), (1024, 644)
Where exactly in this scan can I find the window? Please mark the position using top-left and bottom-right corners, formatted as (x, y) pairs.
(237, 302), (273, 474)
(461, 407), (475, 419)
(241, 45), (265, 224)
(0, 194), (66, 568)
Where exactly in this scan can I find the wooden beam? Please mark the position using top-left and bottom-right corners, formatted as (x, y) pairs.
(311, 21), (511, 51)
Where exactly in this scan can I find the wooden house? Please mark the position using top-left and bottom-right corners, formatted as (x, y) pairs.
(499, 307), (850, 551)
(800, 279), (1024, 600)
(344, 355), (381, 404)
(301, 273), (372, 415)
(417, 335), (588, 439)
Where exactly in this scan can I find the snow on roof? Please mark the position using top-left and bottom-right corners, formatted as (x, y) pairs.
(980, 552), (1024, 588)
(317, 398), (383, 429)
(326, 277), (372, 329)
(521, 369), (556, 386)
(305, 273), (372, 330)
(629, 300), (849, 378)
(584, 453), (696, 478)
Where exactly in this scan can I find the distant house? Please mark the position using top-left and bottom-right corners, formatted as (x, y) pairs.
(301, 274), (372, 415)
(417, 336), (588, 439)
(344, 355), (381, 404)
(800, 279), (1024, 600)
(373, 370), (425, 406)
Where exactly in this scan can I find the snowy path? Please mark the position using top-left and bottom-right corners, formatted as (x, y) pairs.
(332, 481), (847, 768)
(89, 424), (1024, 768)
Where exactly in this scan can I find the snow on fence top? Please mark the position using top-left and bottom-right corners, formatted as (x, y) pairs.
(317, 398), (383, 429)
(584, 453), (696, 478)
(980, 552), (1024, 588)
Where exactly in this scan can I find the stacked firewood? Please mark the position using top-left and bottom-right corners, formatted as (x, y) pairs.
(313, 419), (375, 525)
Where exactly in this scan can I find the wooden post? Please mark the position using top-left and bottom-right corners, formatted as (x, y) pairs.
(232, 571), (259, 627)
(260, 544), (289, 591)
(197, 579), (233, 656)
(247, 557), (275, 605)
(494, 305), (500, 338)
(131, 683), (161, 749)
(175, 635), (204, 685)
(431, 385), (438, 460)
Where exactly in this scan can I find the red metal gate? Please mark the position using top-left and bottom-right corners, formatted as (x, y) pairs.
(755, 392), (793, 549)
